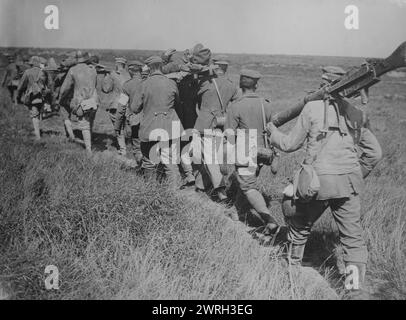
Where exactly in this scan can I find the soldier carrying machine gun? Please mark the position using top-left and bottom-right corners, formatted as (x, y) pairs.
(264, 41), (406, 298)
(271, 41), (406, 128)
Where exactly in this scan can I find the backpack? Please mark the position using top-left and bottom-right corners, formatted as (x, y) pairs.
(23, 70), (47, 105)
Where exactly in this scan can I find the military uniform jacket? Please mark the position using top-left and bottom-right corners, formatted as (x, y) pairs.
(98, 69), (131, 111)
(16, 62), (30, 80)
(54, 71), (71, 108)
(123, 75), (142, 108)
(59, 63), (98, 111)
(225, 92), (272, 149)
(2, 63), (19, 87)
(114, 75), (143, 131)
(177, 74), (199, 129)
(112, 69), (131, 88)
(194, 74), (239, 133)
(17, 66), (49, 99)
(132, 71), (183, 142)
(269, 99), (382, 200)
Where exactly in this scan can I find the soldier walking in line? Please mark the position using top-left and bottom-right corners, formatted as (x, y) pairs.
(58, 51), (98, 152)
(193, 46), (239, 201)
(225, 69), (280, 230)
(266, 66), (382, 297)
(131, 56), (183, 185)
(110, 57), (131, 155)
(54, 54), (79, 141)
(115, 60), (144, 164)
(98, 57), (131, 155)
(16, 56), (53, 140)
(2, 54), (19, 104)
(161, 47), (197, 187)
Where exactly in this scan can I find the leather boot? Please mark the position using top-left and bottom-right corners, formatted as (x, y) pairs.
(32, 117), (41, 140)
(287, 241), (305, 266)
(117, 133), (127, 156)
(182, 162), (196, 187)
(82, 129), (92, 153)
(132, 138), (143, 165)
(64, 119), (75, 141)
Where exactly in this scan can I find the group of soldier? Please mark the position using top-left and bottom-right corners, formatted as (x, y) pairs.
(1, 44), (383, 298)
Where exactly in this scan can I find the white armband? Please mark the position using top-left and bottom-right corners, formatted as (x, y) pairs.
(118, 93), (129, 105)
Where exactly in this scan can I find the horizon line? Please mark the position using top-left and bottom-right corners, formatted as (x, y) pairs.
(0, 45), (371, 60)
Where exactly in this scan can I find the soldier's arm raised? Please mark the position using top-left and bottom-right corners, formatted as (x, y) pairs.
(162, 61), (181, 74)
(267, 106), (310, 153)
(272, 41), (406, 127)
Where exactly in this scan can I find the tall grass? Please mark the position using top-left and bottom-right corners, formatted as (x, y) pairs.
(0, 95), (337, 300)
(1, 52), (405, 300)
(259, 93), (406, 299)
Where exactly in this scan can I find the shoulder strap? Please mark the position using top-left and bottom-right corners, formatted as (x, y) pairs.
(212, 78), (224, 112)
(260, 98), (269, 149)
(311, 130), (335, 164)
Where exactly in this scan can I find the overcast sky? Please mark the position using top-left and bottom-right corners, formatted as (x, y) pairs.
(1, 0), (405, 57)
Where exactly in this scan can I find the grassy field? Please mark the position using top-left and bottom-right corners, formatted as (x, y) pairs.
(0, 49), (405, 300)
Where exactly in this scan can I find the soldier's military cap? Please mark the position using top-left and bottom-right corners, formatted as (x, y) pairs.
(115, 57), (127, 65)
(240, 69), (262, 79)
(212, 54), (228, 62)
(322, 66), (345, 75)
(74, 51), (87, 63)
(145, 56), (163, 65)
(163, 48), (176, 57)
(214, 60), (229, 66)
(28, 56), (41, 67)
(321, 66), (346, 83)
(128, 60), (144, 67)
(191, 43), (211, 65)
(192, 43), (204, 55)
(87, 55), (100, 64)
(38, 56), (47, 65)
(128, 60), (144, 71)
(61, 56), (77, 68)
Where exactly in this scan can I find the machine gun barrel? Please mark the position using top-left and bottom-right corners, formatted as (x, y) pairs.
(272, 41), (406, 127)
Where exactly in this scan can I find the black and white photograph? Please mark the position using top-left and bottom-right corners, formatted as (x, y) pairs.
(0, 0), (405, 303)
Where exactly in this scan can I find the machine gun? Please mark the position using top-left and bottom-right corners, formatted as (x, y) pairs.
(272, 41), (406, 127)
